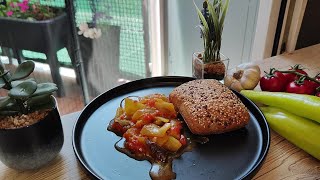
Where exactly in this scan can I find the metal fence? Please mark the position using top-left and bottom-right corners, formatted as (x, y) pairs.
(21, 0), (147, 77)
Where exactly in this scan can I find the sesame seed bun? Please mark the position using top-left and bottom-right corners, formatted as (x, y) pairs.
(169, 79), (250, 135)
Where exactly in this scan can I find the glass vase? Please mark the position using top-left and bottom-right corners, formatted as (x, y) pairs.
(192, 52), (230, 80)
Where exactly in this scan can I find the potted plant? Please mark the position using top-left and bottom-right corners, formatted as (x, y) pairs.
(0, 0), (73, 97)
(193, 0), (230, 80)
(0, 0), (66, 51)
(0, 60), (64, 170)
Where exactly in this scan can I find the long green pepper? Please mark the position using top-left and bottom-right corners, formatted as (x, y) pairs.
(241, 90), (320, 123)
(260, 106), (320, 160)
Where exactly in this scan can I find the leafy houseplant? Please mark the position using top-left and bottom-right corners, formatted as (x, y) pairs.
(193, 0), (230, 80)
(0, 60), (64, 170)
(0, 61), (58, 117)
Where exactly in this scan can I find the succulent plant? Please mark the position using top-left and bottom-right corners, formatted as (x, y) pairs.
(194, 0), (230, 63)
(0, 60), (58, 116)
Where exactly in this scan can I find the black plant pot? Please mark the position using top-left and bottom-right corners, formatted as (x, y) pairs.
(0, 97), (64, 170)
(0, 12), (70, 52)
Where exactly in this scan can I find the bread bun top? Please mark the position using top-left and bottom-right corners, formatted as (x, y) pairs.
(169, 79), (250, 135)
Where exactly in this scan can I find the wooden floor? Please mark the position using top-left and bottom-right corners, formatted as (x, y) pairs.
(1, 63), (84, 116)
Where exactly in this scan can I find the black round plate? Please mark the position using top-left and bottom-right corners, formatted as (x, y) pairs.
(72, 76), (270, 180)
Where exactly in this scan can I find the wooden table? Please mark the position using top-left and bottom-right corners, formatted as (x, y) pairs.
(1, 45), (320, 179)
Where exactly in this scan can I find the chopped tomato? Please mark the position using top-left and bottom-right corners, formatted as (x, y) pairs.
(111, 122), (127, 135)
(119, 114), (126, 120)
(155, 110), (177, 119)
(135, 119), (149, 128)
(135, 113), (155, 128)
(123, 128), (149, 155)
(168, 120), (182, 139)
(142, 113), (155, 122)
(125, 138), (147, 155)
(145, 99), (156, 107)
(179, 135), (187, 146)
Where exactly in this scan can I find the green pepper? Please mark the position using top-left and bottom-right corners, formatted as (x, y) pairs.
(260, 106), (320, 160)
(241, 90), (320, 123)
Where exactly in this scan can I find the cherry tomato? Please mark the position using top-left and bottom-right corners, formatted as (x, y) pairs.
(260, 71), (286, 92)
(309, 75), (320, 90)
(316, 86), (320, 97)
(296, 69), (308, 75)
(283, 64), (308, 83)
(316, 76), (320, 88)
(286, 80), (315, 95)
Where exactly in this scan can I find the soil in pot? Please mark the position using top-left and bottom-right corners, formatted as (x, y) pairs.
(193, 54), (226, 80)
(0, 110), (50, 129)
(202, 61), (226, 80)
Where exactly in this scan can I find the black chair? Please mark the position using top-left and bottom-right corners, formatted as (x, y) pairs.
(0, 12), (75, 97)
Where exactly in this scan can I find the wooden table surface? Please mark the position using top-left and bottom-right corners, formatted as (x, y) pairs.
(0, 44), (320, 179)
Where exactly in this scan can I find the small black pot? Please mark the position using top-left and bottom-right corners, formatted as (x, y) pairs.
(0, 99), (64, 170)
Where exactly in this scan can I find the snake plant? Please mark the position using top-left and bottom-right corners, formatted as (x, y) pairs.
(194, 0), (230, 63)
(0, 60), (57, 116)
